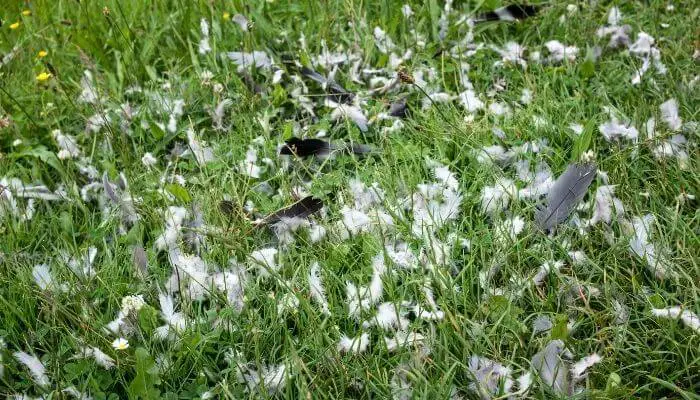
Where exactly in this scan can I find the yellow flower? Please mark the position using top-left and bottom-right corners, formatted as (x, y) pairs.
(9, 22), (20, 30)
(37, 50), (48, 58)
(223, 12), (230, 20)
(22, 10), (32, 16)
(36, 72), (52, 82)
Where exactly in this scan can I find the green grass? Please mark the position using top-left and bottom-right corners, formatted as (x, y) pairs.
(0, 0), (698, 399)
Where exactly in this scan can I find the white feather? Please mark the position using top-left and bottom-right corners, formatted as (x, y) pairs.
(659, 98), (682, 131)
(249, 247), (279, 277)
(13, 351), (50, 387)
(480, 179), (516, 215)
(32, 264), (54, 291)
(363, 302), (408, 330)
(629, 214), (673, 279)
(337, 332), (370, 353)
(384, 331), (425, 352)
(77, 346), (115, 369)
(570, 353), (603, 382)
(651, 307), (700, 333)
(308, 262), (331, 315)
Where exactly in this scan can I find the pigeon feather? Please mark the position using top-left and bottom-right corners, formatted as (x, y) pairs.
(280, 137), (333, 157)
(388, 98), (409, 118)
(280, 137), (374, 158)
(535, 163), (596, 231)
(474, 4), (541, 23)
(300, 66), (354, 104)
(255, 196), (323, 226)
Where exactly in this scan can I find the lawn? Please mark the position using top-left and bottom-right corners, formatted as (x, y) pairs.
(0, 0), (698, 398)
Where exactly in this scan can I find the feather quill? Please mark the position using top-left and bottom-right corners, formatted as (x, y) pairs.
(535, 163), (596, 231)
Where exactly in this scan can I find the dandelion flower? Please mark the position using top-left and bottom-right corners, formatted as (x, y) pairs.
(37, 50), (48, 58)
(36, 72), (52, 82)
(22, 10), (32, 16)
(112, 338), (129, 350)
(10, 22), (20, 30)
(223, 12), (231, 20)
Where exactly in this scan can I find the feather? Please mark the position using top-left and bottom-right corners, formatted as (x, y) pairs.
(77, 346), (115, 369)
(255, 196), (323, 226)
(535, 163), (596, 231)
(280, 137), (332, 157)
(132, 245), (148, 278)
(347, 142), (374, 155)
(219, 200), (245, 220)
(308, 262), (331, 315)
(388, 98), (409, 118)
(33, 264), (55, 291)
(280, 137), (374, 158)
(474, 4), (541, 23)
(184, 202), (205, 254)
(102, 173), (139, 225)
(102, 173), (119, 203)
(570, 354), (603, 382)
(13, 351), (50, 387)
(530, 340), (572, 395)
(232, 14), (249, 31)
(337, 332), (370, 353)
(239, 70), (264, 94)
(117, 173), (129, 191)
(300, 66), (354, 104)
(651, 307), (700, 333)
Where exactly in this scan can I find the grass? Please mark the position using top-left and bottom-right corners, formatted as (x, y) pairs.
(0, 0), (698, 399)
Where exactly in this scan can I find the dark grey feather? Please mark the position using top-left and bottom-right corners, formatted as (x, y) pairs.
(132, 245), (148, 278)
(347, 143), (374, 155)
(300, 66), (354, 104)
(388, 98), (408, 118)
(102, 172), (139, 226)
(535, 163), (596, 231)
(102, 173), (119, 204)
(117, 172), (129, 191)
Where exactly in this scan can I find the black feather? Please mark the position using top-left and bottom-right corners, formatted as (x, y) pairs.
(299, 67), (326, 85)
(535, 163), (596, 231)
(506, 4), (540, 19)
(257, 196), (323, 226)
(300, 66), (354, 104)
(280, 137), (332, 157)
(474, 4), (541, 23)
(280, 137), (374, 158)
